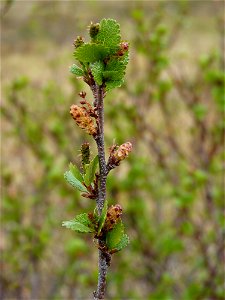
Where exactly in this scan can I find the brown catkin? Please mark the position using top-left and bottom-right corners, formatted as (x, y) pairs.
(113, 142), (132, 162)
(70, 104), (97, 135)
(104, 204), (123, 231)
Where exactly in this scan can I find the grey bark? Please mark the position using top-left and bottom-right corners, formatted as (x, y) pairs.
(92, 84), (111, 299)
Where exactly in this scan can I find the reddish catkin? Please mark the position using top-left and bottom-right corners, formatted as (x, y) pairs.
(104, 204), (123, 231)
(70, 104), (97, 136)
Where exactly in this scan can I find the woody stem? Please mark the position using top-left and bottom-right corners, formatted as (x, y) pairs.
(94, 84), (107, 214)
(92, 84), (111, 300)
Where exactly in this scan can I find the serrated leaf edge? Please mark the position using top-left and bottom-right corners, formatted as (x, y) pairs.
(69, 64), (84, 76)
(64, 171), (87, 192)
(114, 233), (129, 251)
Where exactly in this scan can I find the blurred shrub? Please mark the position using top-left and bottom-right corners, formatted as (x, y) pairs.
(1, 1), (224, 299)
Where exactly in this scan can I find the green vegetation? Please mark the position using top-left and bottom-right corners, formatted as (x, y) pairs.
(1, 1), (224, 299)
(63, 19), (131, 298)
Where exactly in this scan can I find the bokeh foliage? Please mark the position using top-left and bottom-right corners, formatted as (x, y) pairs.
(1, 1), (224, 299)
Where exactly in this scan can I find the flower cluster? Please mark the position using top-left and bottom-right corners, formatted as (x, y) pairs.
(70, 104), (97, 136)
(114, 142), (132, 161)
(108, 142), (132, 169)
(103, 204), (123, 231)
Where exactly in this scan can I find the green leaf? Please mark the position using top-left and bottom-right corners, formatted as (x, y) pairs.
(121, 51), (129, 67)
(115, 233), (129, 251)
(103, 71), (120, 81)
(69, 64), (84, 76)
(75, 213), (95, 228)
(84, 155), (99, 186)
(106, 219), (124, 249)
(62, 213), (95, 233)
(69, 162), (84, 183)
(105, 57), (126, 74)
(97, 200), (108, 236)
(90, 61), (104, 85)
(62, 220), (90, 233)
(74, 44), (109, 63)
(104, 54), (129, 90)
(83, 163), (89, 175)
(105, 79), (124, 91)
(96, 19), (121, 54)
(93, 206), (98, 219)
(64, 171), (87, 192)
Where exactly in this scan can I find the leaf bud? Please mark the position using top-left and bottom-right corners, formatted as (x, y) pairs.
(89, 22), (100, 38)
(73, 36), (84, 48)
(116, 42), (129, 56)
(79, 91), (87, 98)
(120, 41), (129, 51)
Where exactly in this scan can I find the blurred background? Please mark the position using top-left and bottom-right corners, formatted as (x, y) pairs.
(1, 1), (224, 299)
